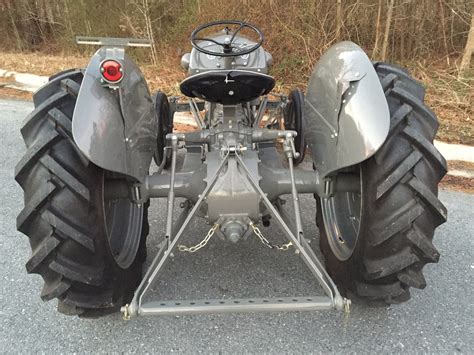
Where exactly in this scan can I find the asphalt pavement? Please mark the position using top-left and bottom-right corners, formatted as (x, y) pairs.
(1, 98), (473, 353)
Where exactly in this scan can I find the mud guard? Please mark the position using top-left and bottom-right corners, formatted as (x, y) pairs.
(72, 47), (157, 181)
(304, 41), (389, 178)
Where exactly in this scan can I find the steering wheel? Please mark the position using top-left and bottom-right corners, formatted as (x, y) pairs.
(190, 20), (264, 57)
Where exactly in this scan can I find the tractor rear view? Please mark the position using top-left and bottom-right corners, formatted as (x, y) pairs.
(15, 21), (447, 318)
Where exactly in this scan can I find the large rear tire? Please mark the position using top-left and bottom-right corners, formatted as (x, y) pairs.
(15, 70), (149, 316)
(317, 63), (448, 304)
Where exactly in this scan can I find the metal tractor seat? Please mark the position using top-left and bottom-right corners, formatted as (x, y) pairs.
(180, 69), (275, 105)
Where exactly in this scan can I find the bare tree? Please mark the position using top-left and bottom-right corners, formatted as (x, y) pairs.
(0, 0), (472, 74)
(372, 0), (383, 58)
(459, 11), (474, 76)
(142, 0), (157, 65)
(381, 0), (395, 61)
(438, 0), (450, 65)
(5, 1), (23, 51)
(336, 0), (343, 41)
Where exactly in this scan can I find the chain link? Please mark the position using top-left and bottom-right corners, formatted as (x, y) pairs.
(178, 222), (292, 253)
(178, 223), (219, 253)
(249, 222), (293, 251)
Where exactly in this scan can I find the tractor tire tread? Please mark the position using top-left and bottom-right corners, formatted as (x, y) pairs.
(16, 70), (148, 316)
(318, 62), (447, 304)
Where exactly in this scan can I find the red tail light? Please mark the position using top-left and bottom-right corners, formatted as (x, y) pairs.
(101, 60), (123, 83)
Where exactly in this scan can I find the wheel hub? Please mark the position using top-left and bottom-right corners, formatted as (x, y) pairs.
(321, 168), (362, 261)
(102, 173), (143, 269)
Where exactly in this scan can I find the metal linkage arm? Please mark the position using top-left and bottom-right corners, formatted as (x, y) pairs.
(234, 152), (350, 311)
(188, 98), (206, 129)
(283, 135), (304, 243)
(122, 151), (230, 319)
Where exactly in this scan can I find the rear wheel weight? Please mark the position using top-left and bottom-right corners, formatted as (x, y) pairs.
(15, 70), (149, 317)
(317, 63), (447, 304)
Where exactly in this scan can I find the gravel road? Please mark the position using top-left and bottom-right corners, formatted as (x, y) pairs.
(1, 99), (473, 353)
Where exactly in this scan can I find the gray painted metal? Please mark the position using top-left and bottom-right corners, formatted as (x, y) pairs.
(207, 154), (260, 222)
(183, 33), (272, 75)
(139, 297), (333, 316)
(68, 31), (356, 319)
(304, 41), (390, 178)
(123, 148), (231, 318)
(72, 47), (157, 181)
(233, 152), (346, 311)
(123, 143), (348, 319)
(259, 165), (322, 200)
(105, 164), (323, 205)
(75, 36), (152, 47)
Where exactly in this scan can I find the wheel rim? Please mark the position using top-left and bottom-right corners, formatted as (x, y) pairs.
(284, 89), (305, 164)
(154, 92), (172, 166)
(321, 167), (362, 261)
(102, 173), (143, 269)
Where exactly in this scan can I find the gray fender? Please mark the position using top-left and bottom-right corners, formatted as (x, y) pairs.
(304, 41), (389, 178)
(72, 47), (157, 181)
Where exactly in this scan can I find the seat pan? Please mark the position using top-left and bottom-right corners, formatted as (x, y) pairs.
(180, 70), (275, 105)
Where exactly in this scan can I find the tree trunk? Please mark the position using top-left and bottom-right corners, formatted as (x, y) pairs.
(438, 0), (450, 65)
(63, 0), (74, 40)
(9, 7), (23, 51)
(336, 0), (342, 41)
(459, 12), (474, 77)
(381, 0), (395, 61)
(143, 0), (158, 65)
(372, 0), (383, 59)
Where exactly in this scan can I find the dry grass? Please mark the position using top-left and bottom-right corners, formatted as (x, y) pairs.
(439, 160), (474, 194)
(411, 64), (473, 145)
(0, 87), (32, 100)
(440, 175), (474, 194)
(448, 160), (474, 171)
(0, 52), (89, 76)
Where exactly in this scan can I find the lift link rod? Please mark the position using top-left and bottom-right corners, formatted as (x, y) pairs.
(283, 133), (304, 243)
(165, 136), (178, 248)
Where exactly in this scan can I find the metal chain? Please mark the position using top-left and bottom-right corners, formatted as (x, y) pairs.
(249, 222), (293, 251)
(178, 223), (219, 253)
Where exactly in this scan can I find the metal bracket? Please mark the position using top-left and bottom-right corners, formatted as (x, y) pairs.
(138, 297), (333, 316)
(75, 36), (152, 47)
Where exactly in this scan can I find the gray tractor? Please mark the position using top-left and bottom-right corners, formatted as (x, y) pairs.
(15, 21), (447, 318)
